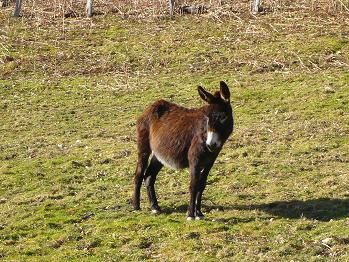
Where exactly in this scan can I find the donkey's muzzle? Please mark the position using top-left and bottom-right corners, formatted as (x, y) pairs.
(206, 144), (217, 152)
(206, 131), (221, 152)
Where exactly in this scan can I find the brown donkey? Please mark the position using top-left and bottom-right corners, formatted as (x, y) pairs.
(133, 81), (234, 220)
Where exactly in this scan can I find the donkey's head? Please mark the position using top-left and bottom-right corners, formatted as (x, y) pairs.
(198, 81), (234, 152)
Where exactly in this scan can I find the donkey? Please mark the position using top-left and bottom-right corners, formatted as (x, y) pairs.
(133, 81), (234, 220)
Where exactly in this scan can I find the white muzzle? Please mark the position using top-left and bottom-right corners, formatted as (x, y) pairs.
(206, 131), (221, 151)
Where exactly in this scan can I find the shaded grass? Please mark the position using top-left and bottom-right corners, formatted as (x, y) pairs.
(1, 5), (349, 261)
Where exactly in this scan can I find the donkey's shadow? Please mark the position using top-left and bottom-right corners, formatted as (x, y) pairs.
(213, 197), (349, 222)
(160, 198), (349, 222)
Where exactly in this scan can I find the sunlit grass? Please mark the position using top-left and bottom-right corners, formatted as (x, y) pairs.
(1, 3), (349, 261)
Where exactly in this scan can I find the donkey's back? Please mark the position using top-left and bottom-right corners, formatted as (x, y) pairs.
(136, 99), (207, 169)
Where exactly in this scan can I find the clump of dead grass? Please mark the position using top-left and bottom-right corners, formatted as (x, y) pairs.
(1, 0), (349, 21)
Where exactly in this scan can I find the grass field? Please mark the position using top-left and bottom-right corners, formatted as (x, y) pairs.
(1, 1), (349, 261)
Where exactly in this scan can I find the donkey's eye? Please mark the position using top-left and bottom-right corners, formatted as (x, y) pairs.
(219, 114), (228, 124)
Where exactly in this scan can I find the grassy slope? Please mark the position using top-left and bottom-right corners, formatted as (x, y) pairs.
(1, 7), (349, 261)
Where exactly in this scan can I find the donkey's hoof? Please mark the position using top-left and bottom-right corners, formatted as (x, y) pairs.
(187, 216), (195, 221)
(151, 209), (161, 215)
(195, 216), (205, 220)
(151, 205), (161, 214)
(195, 210), (204, 218)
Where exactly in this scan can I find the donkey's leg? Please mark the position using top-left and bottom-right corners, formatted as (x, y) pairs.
(195, 171), (209, 219)
(187, 164), (200, 220)
(144, 155), (163, 213)
(195, 154), (218, 219)
(133, 117), (151, 210)
(133, 151), (150, 210)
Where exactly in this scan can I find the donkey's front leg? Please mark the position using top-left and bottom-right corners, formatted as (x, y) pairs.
(195, 155), (217, 219)
(187, 165), (200, 220)
(195, 172), (209, 220)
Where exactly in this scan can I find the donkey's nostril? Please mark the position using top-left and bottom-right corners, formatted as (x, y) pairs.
(206, 143), (217, 152)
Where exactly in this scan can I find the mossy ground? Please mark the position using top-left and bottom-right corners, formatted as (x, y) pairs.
(1, 4), (349, 261)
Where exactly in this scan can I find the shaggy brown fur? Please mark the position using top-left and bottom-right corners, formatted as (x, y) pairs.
(133, 81), (234, 220)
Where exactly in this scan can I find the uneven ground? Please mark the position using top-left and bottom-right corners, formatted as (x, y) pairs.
(1, 1), (349, 261)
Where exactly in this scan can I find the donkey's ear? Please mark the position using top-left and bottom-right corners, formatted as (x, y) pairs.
(198, 86), (215, 104)
(220, 81), (230, 102)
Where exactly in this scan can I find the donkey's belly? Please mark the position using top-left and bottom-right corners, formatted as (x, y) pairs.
(149, 117), (193, 170)
(152, 149), (188, 170)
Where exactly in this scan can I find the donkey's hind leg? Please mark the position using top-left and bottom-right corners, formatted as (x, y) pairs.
(133, 115), (152, 210)
(144, 155), (163, 214)
(133, 150), (150, 210)
(133, 122), (151, 210)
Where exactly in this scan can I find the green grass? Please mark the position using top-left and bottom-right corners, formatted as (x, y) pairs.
(1, 7), (349, 261)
